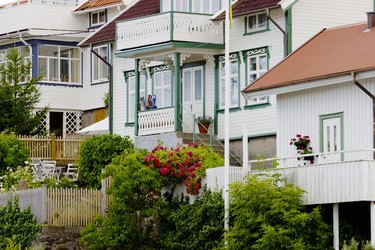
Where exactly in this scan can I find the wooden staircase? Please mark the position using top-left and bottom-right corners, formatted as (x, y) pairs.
(175, 132), (242, 166)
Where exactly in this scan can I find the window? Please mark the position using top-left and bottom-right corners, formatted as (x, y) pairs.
(245, 47), (269, 105)
(92, 45), (109, 83)
(38, 45), (80, 84)
(152, 68), (172, 108)
(174, 0), (189, 12)
(245, 12), (268, 33)
(127, 73), (146, 123)
(218, 53), (239, 109)
(91, 11), (106, 27)
(0, 47), (31, 81)
(192, 0), (220, 14)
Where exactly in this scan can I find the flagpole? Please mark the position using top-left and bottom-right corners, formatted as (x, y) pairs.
(224, 0), (231, 236)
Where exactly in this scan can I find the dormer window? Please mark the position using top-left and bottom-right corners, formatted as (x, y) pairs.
(91, 10), (106, 27)
(245, 12), (268, 34)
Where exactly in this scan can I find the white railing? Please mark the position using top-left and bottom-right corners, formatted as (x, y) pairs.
(0, 0), (78, 8)
(117, 12), (223, 50)
(138, 107), (175, 136)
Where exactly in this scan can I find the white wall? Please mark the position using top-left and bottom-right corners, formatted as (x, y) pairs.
(37, 85), (83, 110)
(277, 78), (374, 161)
(291, 0), (373, 51)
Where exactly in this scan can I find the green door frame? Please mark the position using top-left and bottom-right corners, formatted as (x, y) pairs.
(319, 112), (344, 161)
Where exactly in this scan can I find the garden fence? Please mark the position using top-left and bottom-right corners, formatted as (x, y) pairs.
(0, 178), (111, 226)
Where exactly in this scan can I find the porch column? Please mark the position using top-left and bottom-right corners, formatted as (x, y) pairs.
(333, 203), (339, 250)
(134, 59), (140, 136)
(174, 52), (182, 132)
(371, 201), (375, 245)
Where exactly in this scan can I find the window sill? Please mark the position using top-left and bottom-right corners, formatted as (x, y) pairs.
(244, 103), (270, 110)
(125, 122), (134, 127)
(38, 81), (82, 87)
(91, 80), (109, 85)
(217, 107), (242, 113)
(243, 28), (270, 36)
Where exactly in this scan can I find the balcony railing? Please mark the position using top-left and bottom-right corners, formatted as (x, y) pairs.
(116, 12), (223, 51)
(205, 149), (375, 205)
(138, 107), (175, 136)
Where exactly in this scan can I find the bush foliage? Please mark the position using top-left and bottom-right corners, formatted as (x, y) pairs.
(0, 198), (41, 249)
(0, 134), (29, 175)
(78, 134), (133, 188)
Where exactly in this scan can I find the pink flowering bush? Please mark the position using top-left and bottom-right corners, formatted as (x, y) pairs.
(144, 143), (223, 195)
(290, 134), (315, 164)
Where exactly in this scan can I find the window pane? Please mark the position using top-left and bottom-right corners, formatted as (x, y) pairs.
(60, 59), (69, 82)
(163, 71), (171, 85)
(99, 11), (105, 23)
(250, 57), (257, 71)
(129, 77), (135, 91)
(259, 55), (267, 70)
(164, 87), (172, 107)
(154, 73), (162, 87)
(129, 93), (135, 122)
(248, 16), (256, 30)
(71, 60), (80, 83)
(92, 13), (98, 24)
(195, 70), (202, 101)
(49, 58), (58, 81)
(230, 61), (237, 74)
(220, 62), (225, 76)
(220, 79), (225, 107)
(184, 71), (192, 102)
(231, 77), (238, 105)
(258, 13), (267, 28)
(39, 58), (47, 81)
(155, 89), (162, 107)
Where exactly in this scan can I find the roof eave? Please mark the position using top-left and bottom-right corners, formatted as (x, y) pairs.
(73, 2), (124, 14)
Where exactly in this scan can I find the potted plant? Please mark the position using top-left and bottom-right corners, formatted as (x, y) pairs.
(197, 115), (213, 134)
(290, 134), (315, 164)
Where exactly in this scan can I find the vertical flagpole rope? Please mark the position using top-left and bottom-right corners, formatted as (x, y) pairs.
(224, 0), (231, 241)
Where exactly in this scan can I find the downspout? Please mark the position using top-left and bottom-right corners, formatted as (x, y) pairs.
(91, 48), (113, 134)
(352, 72), (375, 159)
(18, 32), (36, 77)
(266, 8), (287, 56)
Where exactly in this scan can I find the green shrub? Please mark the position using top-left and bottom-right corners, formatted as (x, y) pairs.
(159, 188), (224, 249)
(78, 134), (133, 188)
(0, 134), (29, 175)
(0, 198), (42, 249)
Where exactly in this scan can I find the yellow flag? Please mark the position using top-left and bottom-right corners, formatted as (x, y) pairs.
(229, 0), (233, 28)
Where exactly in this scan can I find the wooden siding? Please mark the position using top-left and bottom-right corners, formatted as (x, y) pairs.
(277, 78), (374, 160)
(291, 0), (373, 51)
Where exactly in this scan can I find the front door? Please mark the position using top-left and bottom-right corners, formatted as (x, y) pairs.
(321, 114), (343, 163)
(182, 66), (203, 132)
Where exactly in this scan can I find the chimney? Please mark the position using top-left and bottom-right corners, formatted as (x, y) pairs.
(367, 12), (375, 29)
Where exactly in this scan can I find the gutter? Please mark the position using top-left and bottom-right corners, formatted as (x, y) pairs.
(352, 72), (375, 159)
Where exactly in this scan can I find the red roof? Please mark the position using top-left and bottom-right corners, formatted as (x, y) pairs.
(214, 0), (280, 20)
(243, 22), (375, 94)
(75, 0), (123, 12)
(81, 0), (160, 46)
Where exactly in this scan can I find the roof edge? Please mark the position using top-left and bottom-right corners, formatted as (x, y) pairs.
(73, 2), (124, 14)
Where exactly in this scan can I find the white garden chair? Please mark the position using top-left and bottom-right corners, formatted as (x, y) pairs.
(63, 164), (78, 181)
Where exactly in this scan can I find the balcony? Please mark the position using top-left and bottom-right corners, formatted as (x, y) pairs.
(205, 149), (375, 206)
(0, 0), (82, 37)
(138, 107), (175, 136)
(116, 12), (223, 51)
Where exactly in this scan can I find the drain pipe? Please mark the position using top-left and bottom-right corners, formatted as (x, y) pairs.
(352, 72), (375, 158)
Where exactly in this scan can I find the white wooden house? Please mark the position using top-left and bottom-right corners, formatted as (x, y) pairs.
(0, 0), (126, 136)
(242, 12), (375, 249)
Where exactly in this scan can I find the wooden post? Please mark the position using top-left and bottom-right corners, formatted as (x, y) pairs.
(51, 133), (56, 161)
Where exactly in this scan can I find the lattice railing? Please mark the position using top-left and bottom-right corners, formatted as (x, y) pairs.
(138, 108), (175, 136)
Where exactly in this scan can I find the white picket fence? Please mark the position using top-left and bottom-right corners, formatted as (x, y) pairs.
(0, 178), (111, 226)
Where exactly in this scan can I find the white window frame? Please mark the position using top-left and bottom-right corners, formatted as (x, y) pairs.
(246, 12), (268, 33)
(0, 47), (31, 82)
(91, 10), (106, 27)
(38, 45), (80, 84)
(127, 73), (146, 123)
(153, 68), (172, 109)
(218, 54), (240, 109)
(92, 45), (109, 83)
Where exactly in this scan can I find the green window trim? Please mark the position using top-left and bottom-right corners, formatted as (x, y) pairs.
(216, 107), (242, 113)
(244, 12), (269, 35)
(319, 112), (344, 160)
(124, 70), (146, 124)
(125, 122), (135, 127)
(243, 102), (271, 110)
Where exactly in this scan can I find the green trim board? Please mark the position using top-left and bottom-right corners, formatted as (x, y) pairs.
(115, 42), (224, 58)
(214, 55), (219, 135)
(134, 59), (140, 136)
(174, 52), (182, 131)
(319, 112), (344, 160)
(286, 8), (292, 55)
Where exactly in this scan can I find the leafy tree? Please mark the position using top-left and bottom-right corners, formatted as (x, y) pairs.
(0, 48), (48, 135)
(0, 134), (29, 175)
(78, 134), (133, 188)
(80, 149), (163, 249)
(0, 198), (42, 249)
(159, 188), (224, 249)
(225, 174), (332, 250)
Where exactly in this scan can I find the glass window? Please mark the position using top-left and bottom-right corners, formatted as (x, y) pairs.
(92, 45), (109, 83)
(0, 47), (31, 81)
(191, 0), (220, 14)
(91, 10), (106, 26)
(38, 45), (80, 84)
(153, 70), (172, 108)
(127, 74), (146, 123)
(247, 12), (268, 33)
(219, 57), (239, 109)
(246, 49), (268, 105)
